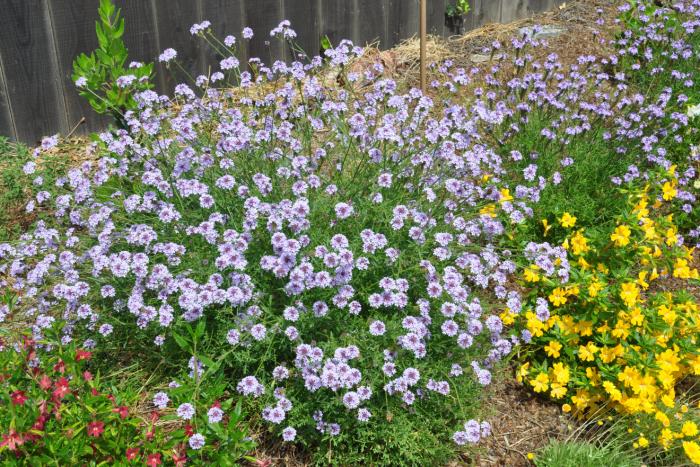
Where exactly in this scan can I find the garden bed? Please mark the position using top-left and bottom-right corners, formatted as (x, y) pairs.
(1, 0), (700, 465)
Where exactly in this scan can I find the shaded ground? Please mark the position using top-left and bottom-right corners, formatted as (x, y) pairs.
(470, 378), (570, 467)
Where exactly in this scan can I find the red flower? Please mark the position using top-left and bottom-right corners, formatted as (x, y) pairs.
(149, 411), (160, 423)
(112, 406), (129, 419)
(172, 452), (187, 466)
(126, 447), (140, 461)
(32, 413), (49, 431)
(184, 424), (194, 437)
(53, 377), (70, 400)
(211, 399), (221, 409)
(10, 390), (27, 406)
(146, 453), (162, 466)
(53, 359), (65, 374)
(0, 430), (24, 451)
(75, 349), (92, 361)
(91, 388), (100, 397)
(39, 374), (52, 390)
(83, 370), (93, 381)
(87, 420), (105, 438)
(145, 430), (155, 441)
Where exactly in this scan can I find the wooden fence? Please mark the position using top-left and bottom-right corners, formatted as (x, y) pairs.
(0, 0), (563, 144)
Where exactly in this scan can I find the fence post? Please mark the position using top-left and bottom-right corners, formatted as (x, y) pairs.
(420, 0), (426, 93)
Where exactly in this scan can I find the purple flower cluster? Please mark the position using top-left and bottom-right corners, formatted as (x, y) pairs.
(4, 1), (700, 451)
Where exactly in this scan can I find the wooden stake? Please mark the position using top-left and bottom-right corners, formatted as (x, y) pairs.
(420, 0), (427, 93)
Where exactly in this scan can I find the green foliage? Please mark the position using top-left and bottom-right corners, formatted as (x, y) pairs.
(446, 0), (470, 18)
(0, 137), (31, 241)
(0, 321), (254, 465)
(534, 439), (642, 467)
(72, 0), (153, 128)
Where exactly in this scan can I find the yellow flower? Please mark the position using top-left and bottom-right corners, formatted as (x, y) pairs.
(599, 346), (617, 364)
(570, 230), (590, 255)
(658, 304), (677, 326)
(673, 258), (699, 279)
(524, 265), (541, 282)
(588, 280), (603, 297)
(662, 181), (677, 201)
(636, 271), (649, 289)
(683, 441), (700, 464)
(578, 256), (591, 270)
(479, 203), (497, 217)
(549, 288), (568, 307)
(619, 282), (640, 308)
(552, 362), (570, 384)
(629, 307), (645, 326)
(610, 225), (632, 247)
(544, 340), (563, 358)
(560, 212), (577, 228)
(682, 421), (699, 437)
(578, 342), (598, 362)
(661, 392), (675, 408)
(499, 188), (513, 203)
(562, 403), (571, 413)
(550, 384), (567, 399)
(571, 389), (591, 410)
(655, 410), (671, 428)
(603, 381), (622, 401)
(634, 198), (649, 219)
(665, 227), (678, 246)
(637, 436), (649, 448)
(660, 428), (673, 449)
(500, 309), (516, 325)
(517, 362), (530, 383)
(531, 372), (549, 393)
(542, 219), (552, 236)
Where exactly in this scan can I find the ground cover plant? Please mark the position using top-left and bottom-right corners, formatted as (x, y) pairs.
(1, 0), (700, 465)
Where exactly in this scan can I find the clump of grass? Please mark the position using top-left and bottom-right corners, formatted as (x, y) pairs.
(534, 439), (642, 467)
(0, 136), (32, 241)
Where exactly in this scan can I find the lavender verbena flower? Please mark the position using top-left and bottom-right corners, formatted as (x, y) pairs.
(282, 426), (297, 441)
(208, 406), (224, 423)
(189, 433), (206, 450)
(159, 48), (177, 63)
(190, 20), (211, 35)
(242, 27), (254, 39)
(153, 391), (169, 409)
(176, 402), (195, 420)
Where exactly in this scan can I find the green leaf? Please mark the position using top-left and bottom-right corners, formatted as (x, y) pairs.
(320, 35), (332, 51)
(193, 320), (206, 342)
(172, 332), (190, 352)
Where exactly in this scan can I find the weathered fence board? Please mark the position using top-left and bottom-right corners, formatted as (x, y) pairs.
(285, 0), (318, 60)
(318, 0), (356, 50)
(244, 0), (286, 64)
(48, 0), (111, 134)
(0, 0), (566, 144)
(0, 52), (17, 140)
(0, 0), (67, 143)
(201, 0), (248, 72)
(152, 0), (205, 90)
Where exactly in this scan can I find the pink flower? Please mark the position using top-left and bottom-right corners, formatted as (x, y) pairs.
(87, 420), (105, 437)
(10, 390), (27, 406)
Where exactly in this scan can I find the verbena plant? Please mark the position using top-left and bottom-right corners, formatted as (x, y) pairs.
(72, 0), (154, 128)
(3, 1), (700, 465)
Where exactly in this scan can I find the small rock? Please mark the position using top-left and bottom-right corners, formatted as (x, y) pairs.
(469, 54), (491, 63)
(518, 25), (566, 40)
